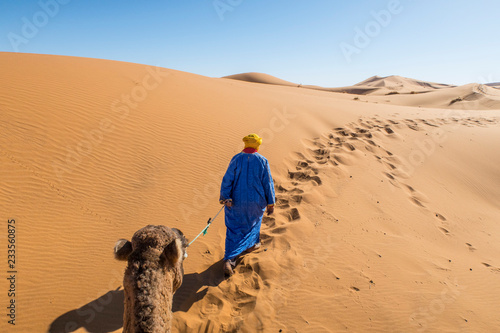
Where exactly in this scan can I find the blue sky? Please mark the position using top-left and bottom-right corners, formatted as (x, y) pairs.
(1, 0), (499, 86)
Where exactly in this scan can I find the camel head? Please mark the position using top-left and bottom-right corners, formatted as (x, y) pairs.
(114, 225), (188, 291)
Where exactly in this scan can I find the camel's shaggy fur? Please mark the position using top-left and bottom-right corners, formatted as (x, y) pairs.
(114, 225), (188, 333)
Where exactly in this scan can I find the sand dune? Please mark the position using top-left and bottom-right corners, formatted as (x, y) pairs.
(352, 75), (453, 93)
(1, 52), (500, 332)
(367, 83), (500, 110)
(225, 73), (500, 110)
(223, 72), (300, 88)
(224, 73), (454, 95)
(486, 82), (500, 89)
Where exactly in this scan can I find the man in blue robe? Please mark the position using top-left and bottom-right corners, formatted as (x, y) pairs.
(220, 133), (275, 276)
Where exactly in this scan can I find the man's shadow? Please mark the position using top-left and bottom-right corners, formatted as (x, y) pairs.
(172, 259), (225, 312)
(48, 260), (224, 333)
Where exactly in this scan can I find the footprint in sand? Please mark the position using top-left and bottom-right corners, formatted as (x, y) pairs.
(383, 161), (397, 170)
(419, 119), (439, 127)
(357, 120), (374, 129)
(384, 126), (395, 134)
(282, 208), (301, 221)
(275, 184), (288, 193)
(384, 172), (395, 180)
(410, 196), (426, 207)
(271, 226), (288, 234)
(231, 298), (257, 317)
(399, 185), (428, 207)
(228, 264), (262, 317)
(352, 126), (372, 139)
(200, 294), (225, 315)
(290, 194), (303, 204)
(434, 213), (447, 221)
(312, 148), (330, 156)
(336, 129), (350, 137)
(403, 184), (415, 193)
(439, 227), (450, 235)
(466, 243), (476, 252)
(296, 160), (312, 170)
(403, 119), (420, 131)
(260, 232), (273, 245)
(343, 142), (356, 151)
(262, 216), (276, 228)
(311, 148), (331, 164)
(332, 136), (344, 146)
(482, 262), (500, 273)
(275, 197), (290, 209)
(433, 213), (449, 234)
(349, 131), (360, 139)
(288, 170), (322, 185)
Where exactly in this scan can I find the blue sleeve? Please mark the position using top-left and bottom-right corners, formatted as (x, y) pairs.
(220, 155), (238, 201)
(262, 159), (275, 205)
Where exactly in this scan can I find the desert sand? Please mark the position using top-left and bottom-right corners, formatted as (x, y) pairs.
(1, 52), (500, 332)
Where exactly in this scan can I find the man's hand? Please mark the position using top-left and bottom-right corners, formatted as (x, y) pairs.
(220, 199), (233, 208)
(266, 205), (274, 215)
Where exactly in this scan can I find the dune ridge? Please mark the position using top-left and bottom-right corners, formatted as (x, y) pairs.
(1, 52), (500, 332)
(223, 72), (299, 87)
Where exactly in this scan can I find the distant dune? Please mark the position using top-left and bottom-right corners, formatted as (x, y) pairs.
(380, 82), (500, 109)
(2, 52), (500, 332)
(224, 73), (500, 110)
(224, 72), (299, 87)
(354, 74), (453, 90)
(323, 74), (450, 96)
(486, 82), (500, 89)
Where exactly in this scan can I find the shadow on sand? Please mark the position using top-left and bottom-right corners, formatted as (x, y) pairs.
(173, 259), (225, 312)
(48, 260), (224, 332)
(48, 288), (124, 333)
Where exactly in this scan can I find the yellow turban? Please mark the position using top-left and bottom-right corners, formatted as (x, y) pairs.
(243, 133), (262, 149)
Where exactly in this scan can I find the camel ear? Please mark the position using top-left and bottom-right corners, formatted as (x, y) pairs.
(114, 239), (132, 261)
(172, 228), (188, 248)
(162, 238), (182, 266)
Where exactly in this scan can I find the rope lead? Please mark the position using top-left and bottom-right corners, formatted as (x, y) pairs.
(188, 205), (225, 247)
